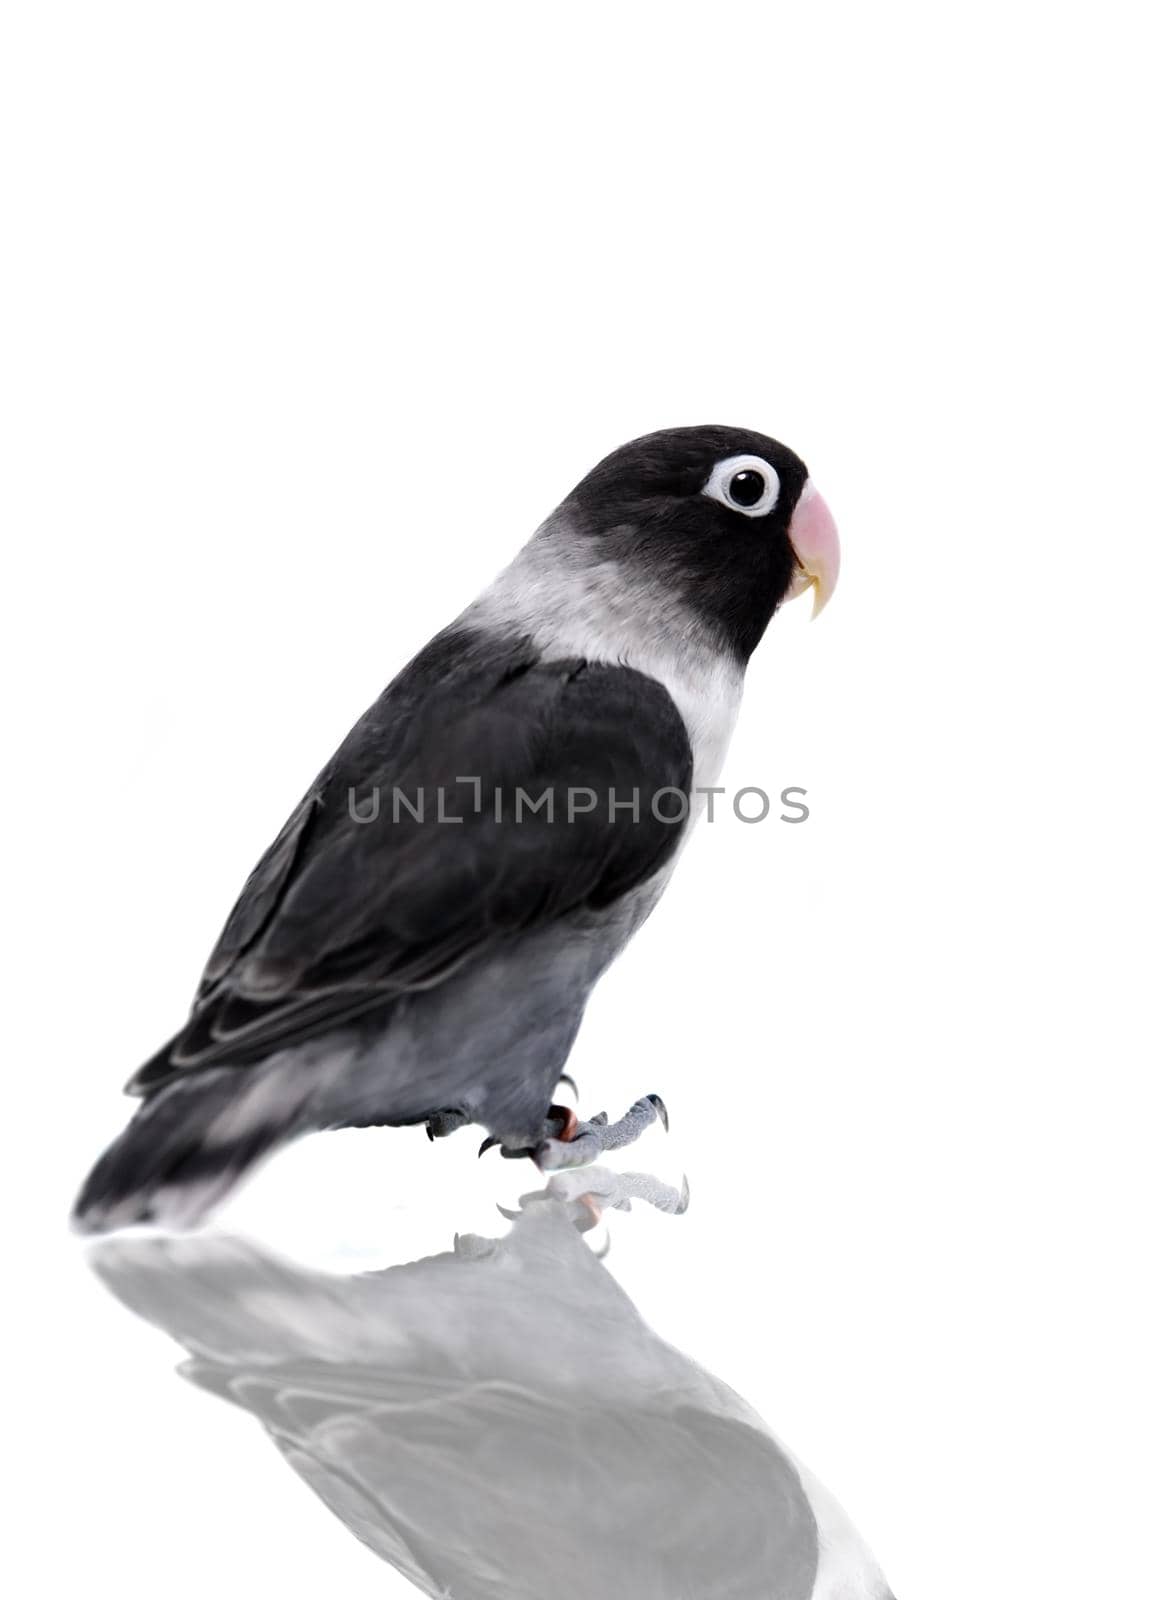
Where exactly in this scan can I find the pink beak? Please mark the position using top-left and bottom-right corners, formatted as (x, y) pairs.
(783, 480), (840, 617)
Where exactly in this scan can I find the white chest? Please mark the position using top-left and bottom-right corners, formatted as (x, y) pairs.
(630, 646), (743, 797)
(468, 543), (745, 796)
(540, 627), (743, 797)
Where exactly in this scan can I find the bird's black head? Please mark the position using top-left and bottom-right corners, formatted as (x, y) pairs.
(561, 425), (839, 661)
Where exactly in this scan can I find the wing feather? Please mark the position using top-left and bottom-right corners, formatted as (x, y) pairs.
(128, 628), (692, 1093)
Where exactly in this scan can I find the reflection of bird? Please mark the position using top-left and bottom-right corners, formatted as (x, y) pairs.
(74, 426), (840, 1232)
(89, 1172), (891, 1600)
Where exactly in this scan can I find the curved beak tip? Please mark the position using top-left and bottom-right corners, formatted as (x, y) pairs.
(809, 575), (833, 620)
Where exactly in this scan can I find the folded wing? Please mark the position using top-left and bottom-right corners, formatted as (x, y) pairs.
(129, 629), (692, 1093)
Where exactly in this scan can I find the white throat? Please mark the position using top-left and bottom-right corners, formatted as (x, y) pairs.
(465, 524), (745, 795)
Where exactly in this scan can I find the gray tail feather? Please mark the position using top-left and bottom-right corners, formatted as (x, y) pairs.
(72, 1069), (298, 1235)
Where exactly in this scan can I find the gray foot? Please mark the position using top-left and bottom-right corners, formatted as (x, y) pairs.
(425, 1107), (471, 1141)
(544, 1166), (689, 1216)
(533, 1094), (669, 1171)
(495, 1167), (689, 1235)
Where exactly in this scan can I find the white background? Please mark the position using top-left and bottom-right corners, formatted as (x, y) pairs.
(3, 4), (1146, 1597)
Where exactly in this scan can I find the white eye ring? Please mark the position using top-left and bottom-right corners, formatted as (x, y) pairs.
(701, 454), (782, 518)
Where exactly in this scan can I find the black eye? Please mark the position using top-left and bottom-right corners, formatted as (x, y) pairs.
(729, 469), (766, 507)
(702, 454), (781, 518)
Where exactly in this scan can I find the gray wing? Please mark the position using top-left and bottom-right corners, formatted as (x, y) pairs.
(130, 626), (692, 1092)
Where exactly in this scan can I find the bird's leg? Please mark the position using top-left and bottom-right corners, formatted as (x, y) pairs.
(547, 1165), (689, 1224)
(476, 1101), (579, 1160)
(532, 1094), (669, 1171)
(495, 1167), (688, 1243)
(425, 1106), (472, 1141)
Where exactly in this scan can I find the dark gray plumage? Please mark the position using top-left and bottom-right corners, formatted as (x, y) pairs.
(74, 425), (840, 1231)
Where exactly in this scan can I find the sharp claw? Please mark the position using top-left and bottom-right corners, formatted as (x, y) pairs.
(676, 1175), (691, 1214)
(647, 1093), (669, 1132)
(496, 1203), (521, 1221)
(590, 1231), (612, 1261)
(426, 1124), (436, 1141)
(558, 1073), (579, 1100)
(478, 1135), (500, 1159)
